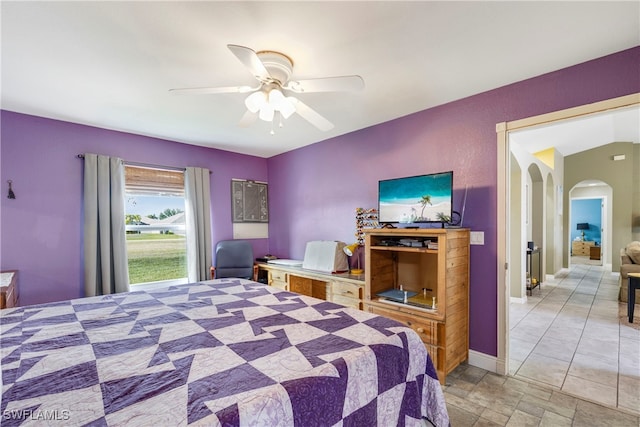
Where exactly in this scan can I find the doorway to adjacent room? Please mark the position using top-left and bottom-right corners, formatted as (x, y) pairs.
(496, 93), (639, 413)
(569, 190), (607, 268)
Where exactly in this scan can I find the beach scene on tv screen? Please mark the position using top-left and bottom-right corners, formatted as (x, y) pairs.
(379, 174), (452, 223)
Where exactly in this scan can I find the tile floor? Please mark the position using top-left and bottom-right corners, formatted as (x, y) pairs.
(508, 258), (640, 415)
(443, 363), (640, 426)
(437, 257), (639, 426)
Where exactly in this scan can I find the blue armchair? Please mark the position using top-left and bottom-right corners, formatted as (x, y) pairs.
(210, 240), (258, 280)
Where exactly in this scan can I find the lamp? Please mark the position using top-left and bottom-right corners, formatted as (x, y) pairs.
(576, 223), (589, 240)
(343, 243), (363, 275)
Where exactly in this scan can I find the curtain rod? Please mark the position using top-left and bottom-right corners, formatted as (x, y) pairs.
(76, 154), (191, 173)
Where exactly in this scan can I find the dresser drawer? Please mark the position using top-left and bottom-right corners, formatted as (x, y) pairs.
(331, 294), (362, 310)
(572, 241), (594, 256)
(270, 280), (288, 291)
(269, 270), (288, 282)
(268, 270), (288, 291)
(332, 280), (363, 300)
(365, 304), (438, 345)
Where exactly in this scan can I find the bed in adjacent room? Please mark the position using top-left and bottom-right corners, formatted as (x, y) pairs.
(1, 278), (449, 426)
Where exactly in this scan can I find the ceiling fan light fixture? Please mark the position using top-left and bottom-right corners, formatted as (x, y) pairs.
(268, 88), (285, 105)
(259, 105), (275, 122)
(269, 90), (295, 118)
(245, 91), (267, 113)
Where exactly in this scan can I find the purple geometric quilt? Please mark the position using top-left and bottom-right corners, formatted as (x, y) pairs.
(1, 279), (449, 426)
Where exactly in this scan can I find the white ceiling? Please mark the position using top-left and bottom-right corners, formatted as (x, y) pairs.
(2, 1), (639, 158)
(510, 104), (640, 156)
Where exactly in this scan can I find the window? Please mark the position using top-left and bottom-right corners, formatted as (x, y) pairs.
(124, 165), (187, 286)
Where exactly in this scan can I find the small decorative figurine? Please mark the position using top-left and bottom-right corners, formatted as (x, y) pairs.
(7, 180), (15, 199)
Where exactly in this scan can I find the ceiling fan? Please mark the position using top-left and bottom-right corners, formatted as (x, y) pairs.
(170, 44), (364, 133)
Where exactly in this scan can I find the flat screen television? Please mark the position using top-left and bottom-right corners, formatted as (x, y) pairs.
(378, 171), (453, 224)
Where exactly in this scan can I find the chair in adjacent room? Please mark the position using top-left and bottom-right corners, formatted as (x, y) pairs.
(210, 240), (258, 281)
(619, 241), (640, 302)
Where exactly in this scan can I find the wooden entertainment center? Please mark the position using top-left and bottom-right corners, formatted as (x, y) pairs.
(363, 228), (470, 384)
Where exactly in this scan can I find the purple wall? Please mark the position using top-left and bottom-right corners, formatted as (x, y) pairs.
(267, 47), (640, 357)
(0, 113), (268, 305)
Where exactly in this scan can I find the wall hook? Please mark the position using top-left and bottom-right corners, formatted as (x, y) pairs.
(7, 180), (15, 199)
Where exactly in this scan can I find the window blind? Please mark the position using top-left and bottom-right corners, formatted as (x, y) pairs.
(125, 165), (184, 196)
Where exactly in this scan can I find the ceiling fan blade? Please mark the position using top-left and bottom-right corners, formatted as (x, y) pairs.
(288, 97), (334, 131)
(227, 44), (271, 82)
(169, 85), (256, 95)
(284, 75), (364, 93)
(238, 110), (258, 128)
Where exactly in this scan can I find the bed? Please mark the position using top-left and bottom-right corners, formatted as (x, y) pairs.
(1, 279), (449, 426)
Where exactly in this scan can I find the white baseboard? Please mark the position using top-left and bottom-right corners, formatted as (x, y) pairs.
(510, 296), (527, 304)
(468, 350), (498, 374)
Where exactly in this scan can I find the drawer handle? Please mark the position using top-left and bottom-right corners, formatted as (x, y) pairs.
(416, 327), (425, 333)
(345, 290), (353, 295)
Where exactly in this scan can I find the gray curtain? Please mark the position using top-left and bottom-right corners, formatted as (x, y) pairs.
(83, 153), (129, 296)
(185, 167), (212, 282)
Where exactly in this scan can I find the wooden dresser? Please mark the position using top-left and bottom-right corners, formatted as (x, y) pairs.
(256, 263), (365, 310)
(572, 240), (595, 256)
(1, 270), (19, 309)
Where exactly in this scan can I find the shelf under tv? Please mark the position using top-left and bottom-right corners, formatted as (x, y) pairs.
(370, 245), (438, 253)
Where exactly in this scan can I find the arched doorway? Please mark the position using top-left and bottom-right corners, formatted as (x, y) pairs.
(569, 180), (611, 268)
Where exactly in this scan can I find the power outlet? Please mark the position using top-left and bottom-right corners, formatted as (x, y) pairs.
(470, 231), (484, 245)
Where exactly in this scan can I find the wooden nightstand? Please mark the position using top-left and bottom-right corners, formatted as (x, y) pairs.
(1, 270), (19, 309)
(572, 240), (594, 256)
(589, 246), (601, 260)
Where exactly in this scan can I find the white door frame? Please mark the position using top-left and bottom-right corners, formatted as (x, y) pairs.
(495, 93), (639, 375)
